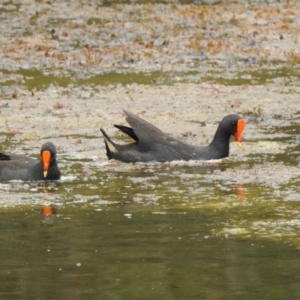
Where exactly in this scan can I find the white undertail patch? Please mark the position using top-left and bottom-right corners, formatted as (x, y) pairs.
(104, 136), (118, 153)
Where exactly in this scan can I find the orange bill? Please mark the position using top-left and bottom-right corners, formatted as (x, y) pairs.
(43, 206), (53, 216)
(234, 119), (245, 144)
(42, 150), (51, 178)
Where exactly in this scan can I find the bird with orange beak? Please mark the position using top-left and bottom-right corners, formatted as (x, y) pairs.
(101, 110), (246, 163)
(0, 142), (60, 181)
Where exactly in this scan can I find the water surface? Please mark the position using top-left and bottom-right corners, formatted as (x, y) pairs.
(1, 0), (300, 299)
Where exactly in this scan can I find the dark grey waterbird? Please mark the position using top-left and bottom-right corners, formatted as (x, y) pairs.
(0, 142), (60, 181)
(100, 110), (245, 163)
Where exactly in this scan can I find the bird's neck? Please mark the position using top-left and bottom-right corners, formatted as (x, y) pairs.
(209, 126), (231, 157)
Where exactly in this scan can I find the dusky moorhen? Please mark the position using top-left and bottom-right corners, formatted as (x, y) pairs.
(0, 141), (60, 181)
(100, 110), (245, 163)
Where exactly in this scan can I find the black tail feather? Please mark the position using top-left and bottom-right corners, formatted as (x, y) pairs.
(0, 153), (11, 160)
(114, 124), (138, 141)
(100, 128), (117, 160)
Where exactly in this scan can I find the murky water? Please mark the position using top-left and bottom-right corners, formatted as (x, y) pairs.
(2, 202), (300, 299)
(2, 144), (300, 299)
(2, 0), (300, 299)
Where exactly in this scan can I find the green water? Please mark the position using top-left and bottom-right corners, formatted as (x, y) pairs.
(0, 67), (297, 91)
(1, 194), (300, 300)
(1, 153), (300, 299)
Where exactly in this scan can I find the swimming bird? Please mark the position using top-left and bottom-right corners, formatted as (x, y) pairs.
(0, 142), (61, 181)
(100, 110), (245, 163)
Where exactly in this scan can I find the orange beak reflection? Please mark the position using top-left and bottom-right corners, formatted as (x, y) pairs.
(42, 150), (51, 178)
(234, 119), (246, 144)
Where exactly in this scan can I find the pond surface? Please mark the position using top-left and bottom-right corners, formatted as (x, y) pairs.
(2, 145), (300, 299)
(2, 199), (300, 299)
(1, 0), (300, 299)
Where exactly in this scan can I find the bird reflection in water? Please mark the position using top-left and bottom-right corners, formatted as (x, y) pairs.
(42, 204), (57, 225)
(40, 181), (60, 225)
(237, 184), (246, 202)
